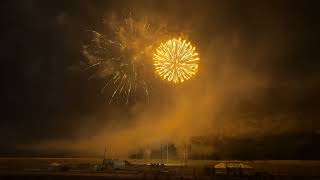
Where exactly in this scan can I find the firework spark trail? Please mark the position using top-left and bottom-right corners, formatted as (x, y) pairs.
(153, 38), (199, 83)
(83, 14), (164, 104)
(84, 29), (144, 104)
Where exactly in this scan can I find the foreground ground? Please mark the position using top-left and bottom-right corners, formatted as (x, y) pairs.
(0, 158), (320, 179)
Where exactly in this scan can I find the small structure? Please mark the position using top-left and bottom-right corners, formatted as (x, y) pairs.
(93, 159), (126, 171)
(48, 162), (70, 172)
(214, 161), (254, 175)
(103, 159), (126, 169)
(93, 147), (126, 171)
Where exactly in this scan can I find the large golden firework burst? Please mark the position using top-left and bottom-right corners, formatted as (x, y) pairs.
(153, 38), (199, 83)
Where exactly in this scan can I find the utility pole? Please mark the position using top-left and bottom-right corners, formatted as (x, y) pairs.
(103, 147), (106, 164)
(182, 142), (189, 166)
(166, 143), (169, 162)
(185, 143), (188, 166)
(160, 144), (163, 163)
(184, 143), (186, 165)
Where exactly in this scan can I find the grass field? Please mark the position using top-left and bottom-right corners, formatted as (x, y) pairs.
(1, 158), (320, 176)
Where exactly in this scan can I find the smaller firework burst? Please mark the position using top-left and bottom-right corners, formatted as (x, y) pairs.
(153, 38), (199, 83)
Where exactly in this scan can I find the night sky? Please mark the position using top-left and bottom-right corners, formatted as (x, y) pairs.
(2, 0), (320, 159)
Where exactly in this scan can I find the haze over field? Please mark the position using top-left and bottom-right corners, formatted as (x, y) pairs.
(2, 0), (320, 159)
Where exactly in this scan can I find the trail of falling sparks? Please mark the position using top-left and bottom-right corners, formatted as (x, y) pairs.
(153, 38), (199, 83)
(83, 15), (156, 104)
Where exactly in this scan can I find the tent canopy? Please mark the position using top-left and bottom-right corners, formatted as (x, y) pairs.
(214, 162), (253, 169)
